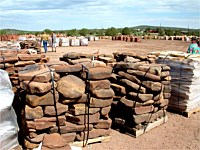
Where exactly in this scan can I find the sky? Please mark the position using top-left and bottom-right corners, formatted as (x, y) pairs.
(0, 0), (199, 31)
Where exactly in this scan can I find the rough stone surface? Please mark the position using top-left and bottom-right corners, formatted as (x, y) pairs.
(111, 83), (126, 95)
(91, 88), (114, 99)
(89, 80), (111, 90)
(128, 92), (153, 102)
(61, 133), (76, 143)
(81, 66), (112, 80)
(42, 133), (68, 149)
(26, 121), (55, 130)
(133, 105), (154, 115)
(57, 75), (85, 99)
(65, 112), (100, 125)
(100, 106), (111, 116)
(142, 81), (162, 91)
(18, 68), (51, 82)
(90, 97), (113, 108)
(94, 118), (112, 129)
(26, 90), (59, 107)
(50, 122), (93, 134)
(34, 116), (66, 126)
(26, 133), (45, 143)
(44, 103), (68, 116)
(120, 79), (146, 93)
(25, 105), (43, 120)
(118, 71), (141, 84)
(54, 64), (82, 73)
(20, 81), (52, 94)
(70, 104), (100, 115)
(61, 94), (88, 104)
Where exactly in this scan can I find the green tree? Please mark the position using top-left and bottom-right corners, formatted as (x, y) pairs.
(165, 29), (174, 36)
(174, 30), (181, 36)
(66, 29), (78, 36)
(158, 28), (165, 36)
(79, 28), (88, 36)
(105, 27), (117, 36)
(43, 29), (52, 34)
(122, 27), (131, 35)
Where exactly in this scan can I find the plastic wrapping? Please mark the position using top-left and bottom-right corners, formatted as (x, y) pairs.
(0, 69), (19, 150)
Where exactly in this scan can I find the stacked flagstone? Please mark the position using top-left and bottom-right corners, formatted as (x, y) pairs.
(113, 52), (157, 64)
(0, 49), (49, 92)
(60, 52), (116, 67)
(153, 51), (200, 113)
(19, 60), (113, 149)
(110, 60), (170, 136)
(20, 40), (41, 53)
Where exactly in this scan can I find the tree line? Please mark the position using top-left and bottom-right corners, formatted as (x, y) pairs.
(0, 27), (199, 36)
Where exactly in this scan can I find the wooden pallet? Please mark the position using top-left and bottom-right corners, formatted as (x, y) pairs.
(168, 106), (200, 118)
(182, 107), (200, 118)
(114, 116), (168, 137)
(69, 136), (111, 147)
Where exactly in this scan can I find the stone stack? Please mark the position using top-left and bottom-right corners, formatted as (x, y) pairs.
(153, 51), (200, 116)
(113, 52), (157, 64)
(110, 61), (170, 137)
(0, 49), (49, 92)
(20, 40), (41, 53)
(19, 61), (113, 149)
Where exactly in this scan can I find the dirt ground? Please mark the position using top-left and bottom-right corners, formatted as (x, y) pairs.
(44, 39), (200, 150)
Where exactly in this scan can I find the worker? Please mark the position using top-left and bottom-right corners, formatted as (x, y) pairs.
(187, 37), (200, 54)
(41, 31), (49, 53)
(51, 32), (57, 52)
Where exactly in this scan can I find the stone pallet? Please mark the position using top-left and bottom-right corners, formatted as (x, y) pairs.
(18, 53), (114, 149)
(109, 52), (170, 136)
(113, 116), (168, 137)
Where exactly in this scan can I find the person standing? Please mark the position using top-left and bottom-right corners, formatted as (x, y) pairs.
(41, 31), (49, 53)
(51, 32), (57, 52)
(187, 37), (200, 54)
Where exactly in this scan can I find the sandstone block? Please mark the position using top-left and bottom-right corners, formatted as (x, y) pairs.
(50, 122), (93, 134)
(128, 92), (153, 102)
(118, 71), (141, 84)
(100, 106), (111, 116)
(70, 104), (100, 115)
(142, 81), (162, 91)
(120, 79), (146, 93)
(133, 105), (154, 115)
(44, 103), (68, 116)
(20, 81), (52, 94)
(89, 80), (110, 90)
(94, 118), (112, 129)
(25, 105), (43, 120)
(111, 83), (126, 95)
(34, 116), (66, 126)
(26, 90), (59, 107)
(91, 88), (114, 98)
(81, 66), (112, 80)
(61, 133), (76, 143)
(65, 112), (100, 125)
(54, 64), (82, 73)
(57, 75), (85, 99)
(90, 97), (113, 108)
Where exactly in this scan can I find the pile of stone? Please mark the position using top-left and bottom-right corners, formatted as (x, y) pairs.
(19, 59), (114, 149)
(110, 60), (170, 136)
(113, 52), (157, 64)
(20, 40), (41, 53)
(153, 51), (200, 114)
(0, 49), (48, 91)
(60, 52), (116, 67)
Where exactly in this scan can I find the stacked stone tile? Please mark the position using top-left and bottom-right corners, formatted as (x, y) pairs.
(0, 49), (48, 92)
(110, 53), (170, 136)
(18, 54), (114, 149)
(20, 40), (41, 53)
(153, 51), (200, 116)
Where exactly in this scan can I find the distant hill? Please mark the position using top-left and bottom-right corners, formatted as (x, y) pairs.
(132, 25), (190, 31)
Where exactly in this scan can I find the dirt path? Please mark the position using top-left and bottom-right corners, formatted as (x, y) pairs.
(45, 39), (200, 150)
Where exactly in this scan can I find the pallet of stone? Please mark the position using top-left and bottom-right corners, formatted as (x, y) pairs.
(18, 63), (113, 149)
(0, 50), (49, 91)
(109, 61), (170, 137)
(154, 51), (200, 117)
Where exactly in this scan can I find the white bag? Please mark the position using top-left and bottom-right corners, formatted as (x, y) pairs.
(0, 69), (19, 150)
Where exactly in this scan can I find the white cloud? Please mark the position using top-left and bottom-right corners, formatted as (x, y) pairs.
(0, 0), (199, 30)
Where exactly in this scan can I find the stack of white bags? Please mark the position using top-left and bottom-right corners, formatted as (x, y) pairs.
(154, 51), (200, 112)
